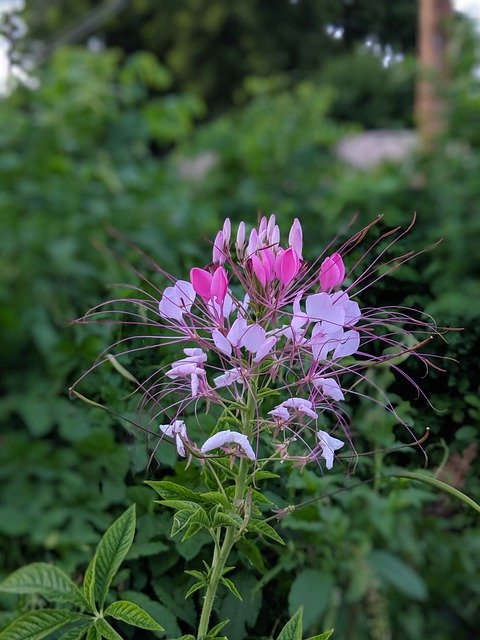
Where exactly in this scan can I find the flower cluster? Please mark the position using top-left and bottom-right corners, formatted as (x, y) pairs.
(77, 216), (434, 472)
(147, 216), (430, 471)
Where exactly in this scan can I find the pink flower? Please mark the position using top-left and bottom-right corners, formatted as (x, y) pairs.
(166, 349), (208, 397)
(190, 266), (228, 308)
(212, 317), (276, 361)
(316, 430), (344, 469)
(275, 247), (300, 287)
(158, 280), (196, 322)
(312, 377), (345, 401)
(288, 218), (303, 259)
(269, 397), (318, 421)
(159, 420), (188, 457)
(319, 253), (345, 291)
(213, 367), (244, 388)
(201, 430), (256, 460)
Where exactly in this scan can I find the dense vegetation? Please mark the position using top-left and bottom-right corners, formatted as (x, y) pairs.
(0, 5), (479, 640)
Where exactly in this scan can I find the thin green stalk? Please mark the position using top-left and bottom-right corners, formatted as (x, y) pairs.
(196, 387), (256, 639)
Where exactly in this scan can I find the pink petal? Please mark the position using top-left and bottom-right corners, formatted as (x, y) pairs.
(159, 286), (183, 321)
(222, 218), (231, 243)
(332, 330), (360, 359)
(317, 429), (344, 469)
(313, 377), (345, 401)
(288, 218), (303, 259)
(227, 316), (248, 348)
(190, 267), (213, 301)
(212, 230), (225, 265)
(241, 323), (266, 353)
(250, 254), (267, 287)
(276, 247), (300, 287)
(306, 293), (345, 332)
(211, 266), (228, 306)
(253, 336), (276, 362)
(319, 253), (345, 291)
(212, 329), (232, 356)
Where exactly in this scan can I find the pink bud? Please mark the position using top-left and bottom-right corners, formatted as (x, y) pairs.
(319, 253), (345, 291)
(211, 266), (228, 306)
(275, 247), (300, 287)
(260, 247), (276, 283)
(190, 267), (213, 301)
(222, 218), (231, 243)
(250, 255), (267, 287)
(247, 228), (259, 257)
(212, 230), (225, 265)
(236, 221), (246, 257)
(288, 218), (303, 259)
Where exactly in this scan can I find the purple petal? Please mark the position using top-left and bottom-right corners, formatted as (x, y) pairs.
(214, 368), (243, 388)
(201, 430), (256, 460)
(253, 336), (276, 363)
(317, 430), (344, 469)
(212, 329), (232, 356)
(313, 377), (345, 401)
(332, 330), (360, 359)
(241, 323), (266, 353)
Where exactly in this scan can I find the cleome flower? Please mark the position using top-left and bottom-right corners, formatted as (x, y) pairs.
(76, 215), (437, 474)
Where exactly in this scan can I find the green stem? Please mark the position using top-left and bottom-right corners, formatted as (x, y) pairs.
(196, 388), (256, 639)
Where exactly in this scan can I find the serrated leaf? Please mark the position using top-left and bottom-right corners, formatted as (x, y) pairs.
(220, 577), (242, 601)
(187, 506), (210, 528)
(145, 480), (197, 501)
(158, 499), (201, 512)
(184, 581), (205, 599)
(93, 504), (136, 609)
(253, 470), (280, 481)
(83, 557), (96, 611)
(171, 509), (193, 537)
(60, 625), (92, 640)
(248, 520), (285, 545)
(94, 619), (122, 640)
(105, 600), (164, 631)
(208, 619), (229, 637)
(182, 522), (203, 541)
(277, 607), (303, 640)
(197, 492), (231, 509)
(305, 630), (334, 640)
(0, 609), (88, 640)
(251, 490), (274, 506)
(211, 512), (243, 529)
(0, 563), (88, 609)
(86, 626), (100, 640)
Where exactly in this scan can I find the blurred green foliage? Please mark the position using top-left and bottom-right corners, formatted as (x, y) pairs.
(1, 15), (480, 640)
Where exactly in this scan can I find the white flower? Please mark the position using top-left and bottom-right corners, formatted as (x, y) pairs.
(159, 420), (188, 457)
(201, 430), (256, 460)
(316, 430), (344, 469)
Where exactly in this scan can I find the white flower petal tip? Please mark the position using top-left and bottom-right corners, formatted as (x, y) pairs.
(316, 430), (344, 470)
(201, 430), (256, 461)
(159, 420), (188, 457)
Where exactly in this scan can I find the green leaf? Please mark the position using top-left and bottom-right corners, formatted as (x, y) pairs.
(171, 509), (193, 537)
(369, 551), (427, 601)
(184, 581), (205, 599)
(208, 619), (229, 637)
(145, 480), (197, 501)
(277, 607), (303, 640)
(59, 626), (92, 640)
(288, 570), (334, 631)
(197, 492), (231, 509)
(0, 563), (88, 608)
(93, 504), (136, 608)
(94, 619), (122, 640)
(305, 630), (334, 640)
(220, 577), (242, 601)
(0, 609), (88, 640)
(253, 470), (280, 481)
(105, 600), (164, 631)
(159, 500), (202, 512)
(83, 557), (96, 611)
(211, 512), (243, 529)
(248, 520), (285, 545)
(86, 626), (100, 640)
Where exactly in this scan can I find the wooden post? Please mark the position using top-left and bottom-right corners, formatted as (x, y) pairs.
(415, 0), (453, 146)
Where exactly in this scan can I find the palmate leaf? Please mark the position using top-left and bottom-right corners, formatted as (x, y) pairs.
(105, 600), (164, 631)
(277, 608), (303, 640)
(0, 563), (88, 609)
(0, 609), (89, 640)
(92, 504), (136, 609)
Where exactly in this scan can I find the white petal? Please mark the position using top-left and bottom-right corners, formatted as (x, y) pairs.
(201, 430), (256, 460)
